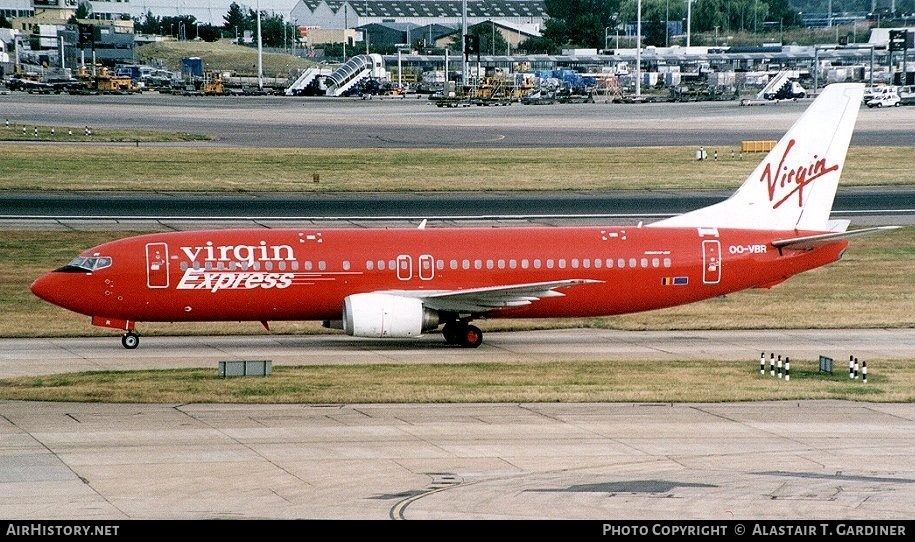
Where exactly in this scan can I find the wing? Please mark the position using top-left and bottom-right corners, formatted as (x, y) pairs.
(383, 279), (603, 314)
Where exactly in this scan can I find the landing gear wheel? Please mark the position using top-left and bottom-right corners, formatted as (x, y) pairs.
(460, 325), (483, 348)
(121, 331), (139, 349)
(442, 322), (461, 345)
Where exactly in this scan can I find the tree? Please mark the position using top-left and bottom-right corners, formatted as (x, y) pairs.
(67, 1), (92, 24)
(158, 14), (198, 39)
(223, 2), (250, 39)
(449, 22), (510, 55)
(0, 14), (11, 29)
(197, 24), (223, 42)
(259, 12), (291, 48)
(517, 35), (561, 54)
(618, 0), (687, 47)
(542, 0), (622, 48)
(133, 11), (161, 35)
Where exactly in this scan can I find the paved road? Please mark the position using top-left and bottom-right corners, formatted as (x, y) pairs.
(2, 329), (914, 379)
(4, 92), (915, 148)
(2, 398), (914, 520)
(2, 188), (913, 230)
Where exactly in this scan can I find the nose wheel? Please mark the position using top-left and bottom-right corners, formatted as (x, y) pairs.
(121, 331), (140, 349)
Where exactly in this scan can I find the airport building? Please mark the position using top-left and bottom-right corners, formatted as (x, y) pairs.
(0, 0), (546, 25)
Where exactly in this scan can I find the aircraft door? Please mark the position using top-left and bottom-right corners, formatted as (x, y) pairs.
(702, 240), (721, 284)
(418, 254), (435, 281)
(146, 242), (169, 288)
(396, 254), (412, 281)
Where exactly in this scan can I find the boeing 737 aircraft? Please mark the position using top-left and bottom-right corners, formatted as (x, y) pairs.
(31, 83), (896, 349)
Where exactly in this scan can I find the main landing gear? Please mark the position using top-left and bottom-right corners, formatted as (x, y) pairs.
(121, 331), (140, 349)
(442, 321), (483, 348)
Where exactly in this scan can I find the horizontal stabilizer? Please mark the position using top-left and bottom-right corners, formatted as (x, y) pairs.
(772, 226), (901, 251)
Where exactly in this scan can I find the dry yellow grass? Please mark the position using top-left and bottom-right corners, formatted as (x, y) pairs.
(135, 40), (313, 77)
(0, 358), (910, 403)
(0, 145), (912, 191)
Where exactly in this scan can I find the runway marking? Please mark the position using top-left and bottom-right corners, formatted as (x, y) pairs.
(390, 473), (464, 520)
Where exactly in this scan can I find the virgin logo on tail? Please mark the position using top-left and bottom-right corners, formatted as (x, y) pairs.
(759, 139), (839, 209)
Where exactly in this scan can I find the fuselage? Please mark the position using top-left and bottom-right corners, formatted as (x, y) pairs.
(30, 225), (847, 325)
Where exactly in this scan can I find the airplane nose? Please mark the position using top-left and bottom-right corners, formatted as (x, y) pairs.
(31, 272), (67, 307)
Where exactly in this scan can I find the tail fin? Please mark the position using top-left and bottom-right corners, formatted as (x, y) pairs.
(649, 83), (865, 231)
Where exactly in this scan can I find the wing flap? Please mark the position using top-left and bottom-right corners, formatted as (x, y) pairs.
(383, 279), (602, 313)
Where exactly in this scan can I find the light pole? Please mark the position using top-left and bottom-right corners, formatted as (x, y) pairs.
(636, 0), (641, 97)
(256, 0), (263, 90)
(604, 26), (610, 51)
(686, 0), (692, 47)
(461, 0), (468, 87)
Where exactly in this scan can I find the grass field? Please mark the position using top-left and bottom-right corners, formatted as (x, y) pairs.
(0, 143), (912, 191)
(0, 358), (909, 403)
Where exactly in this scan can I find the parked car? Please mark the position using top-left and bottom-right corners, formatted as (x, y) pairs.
(898, 85), (915, 106)
(864, 85), (900, 108)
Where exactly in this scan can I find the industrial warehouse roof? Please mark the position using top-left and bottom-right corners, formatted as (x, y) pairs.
(299, 0), (546, 18)
(382, 46), (890, 65)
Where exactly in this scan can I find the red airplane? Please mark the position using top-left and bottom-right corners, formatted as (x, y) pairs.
(31, 83), (896, 349)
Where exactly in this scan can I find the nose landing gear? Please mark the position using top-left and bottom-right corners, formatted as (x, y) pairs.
(121, 331), (140, 349)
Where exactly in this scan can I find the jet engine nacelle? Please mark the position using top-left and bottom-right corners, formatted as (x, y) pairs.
(342, 293), (440, 338)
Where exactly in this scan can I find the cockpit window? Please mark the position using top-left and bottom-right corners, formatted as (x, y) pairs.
(65, 256), (113, 271)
